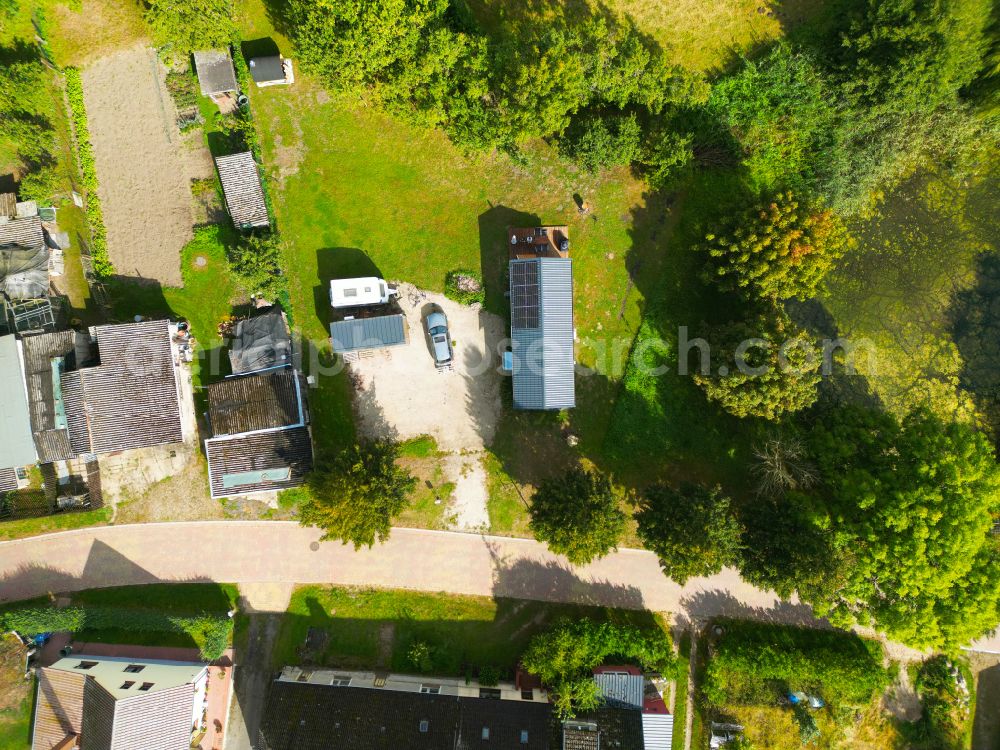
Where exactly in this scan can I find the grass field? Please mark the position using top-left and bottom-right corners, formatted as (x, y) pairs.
(272, 585), (668, 676)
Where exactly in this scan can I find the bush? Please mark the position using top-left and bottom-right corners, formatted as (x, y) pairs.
(702, 620), (888, 707)
(0, 605), (232, 661)
(407, 640), (435, 672)
(478, 665), (500, 686)
(145, 0), (235, 53)
(229, 232), (284, 300)
(906, 655), (972, 749)
(65, 67), (113, 278)
(559, 112), (643, 172)
(444, 269), (485, 305)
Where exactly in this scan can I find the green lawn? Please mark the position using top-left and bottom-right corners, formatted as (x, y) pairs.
(0, 507), (111, 542)
(272, 585), (668, 676)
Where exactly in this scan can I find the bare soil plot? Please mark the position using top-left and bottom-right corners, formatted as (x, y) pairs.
(81, 43), (192, 286)
(351, 283), (504, 452)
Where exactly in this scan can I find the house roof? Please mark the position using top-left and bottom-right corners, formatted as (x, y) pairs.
(229, 307), (292, 374)
(35, 656), (205, 750)
(329, 314), (406, 353)
(0, 243), (49, 299)
(642, 714), (674, 750)
(20, 330), (92, 463)
(215, 152), (269, 229)
(257, 680), (552, 750)
(207, 367), (304, 436)
(0, 215), (44, 248)
(594, 671), (644, 709)
(248, 56), (284, 84)
(205, 425), (312, 498)
(553, 707), (645, 750)
(509, 258), (575, 410)
(61, 321), (183, 455)
(0, 335), (37, 469)
(193, 50), (238, 95)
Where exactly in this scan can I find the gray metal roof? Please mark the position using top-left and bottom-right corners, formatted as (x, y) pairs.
(330, 314), (406, 353)
(215, 152), (269, 229)
(193, 50), (238, 95)
(509, 258), (575, 410)
(248, 56), (284, 84)
(0, 335), (37, 469)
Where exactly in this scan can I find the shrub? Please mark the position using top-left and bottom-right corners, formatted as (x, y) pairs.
(908, 655), (972, 749)
(478, 665), (500, 686)
(145, 0), (235, 53)
(444, 269), (485, 305)
(0, 605), (232, 661)
(702, 620), (888, 707)
(229, 232), (284, 300)
(65, 67), (113, 277)
(407, 640), (434, 672)
(559, 112), (643, 172)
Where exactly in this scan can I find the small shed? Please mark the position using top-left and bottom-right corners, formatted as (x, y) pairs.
(193, 50), (238, 98)
(215, 152), (270, 229)
(330, 314), (407, 354)
(248, 56), (294, 87)
(229, 307), (292, 374)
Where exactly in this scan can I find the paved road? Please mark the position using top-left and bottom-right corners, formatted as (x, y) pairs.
(1, 521), (997, 653)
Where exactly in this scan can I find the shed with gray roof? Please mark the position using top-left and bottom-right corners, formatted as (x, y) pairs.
(508, 257), (575, 410)
(329, 314), (406, 354)
(193, 50), (238, 96)
(215, 152), (270, 229)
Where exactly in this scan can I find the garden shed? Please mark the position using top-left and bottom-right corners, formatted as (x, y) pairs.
(329, 314), (407, 355)
(193, 50), (238, 99)
(215, 152), (270, 230)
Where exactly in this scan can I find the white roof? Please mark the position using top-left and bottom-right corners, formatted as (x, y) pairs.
(330, 277), (389, 308)
(642, 714), (674, 750)
(593, 671), (644, 708)
(49, 655), (207, 700)
(0, 335), (36, 468)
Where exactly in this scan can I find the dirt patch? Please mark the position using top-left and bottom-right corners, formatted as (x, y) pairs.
(444, 453), (489, 530)
(883, 666), (922, 723)
(81, 44), (192, 286)
(376, 623), (395, 669)
(351, 283), (504, 452)
(114, 457), (224, 523)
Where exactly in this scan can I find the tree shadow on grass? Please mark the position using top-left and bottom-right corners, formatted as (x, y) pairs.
(476, 204), (540, 316)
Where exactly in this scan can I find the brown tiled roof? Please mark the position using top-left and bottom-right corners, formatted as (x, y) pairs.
(32, 667), (85, 750)
(207, 368), (302, 436)
(205, 426), (312, 498)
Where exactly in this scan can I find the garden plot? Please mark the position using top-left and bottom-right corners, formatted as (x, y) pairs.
(81, 43), (192, 286)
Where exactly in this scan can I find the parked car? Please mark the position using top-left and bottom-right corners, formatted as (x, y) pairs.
(424, 311), (453, 369)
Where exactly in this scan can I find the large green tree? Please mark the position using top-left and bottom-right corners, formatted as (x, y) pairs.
(694, 308), (822, 421)
(301, 441), (416, 548)
(636, 483), (743, 584)
(702, 191), (852, 301)
(528, 468), (626, 565)
(521, 619), (675, 718)
(791, 407), (1000, 649)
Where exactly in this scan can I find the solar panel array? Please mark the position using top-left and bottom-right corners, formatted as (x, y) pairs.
(510, 261), (540, 329)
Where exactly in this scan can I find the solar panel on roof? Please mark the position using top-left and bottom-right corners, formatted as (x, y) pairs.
(510, 261), (539, 329)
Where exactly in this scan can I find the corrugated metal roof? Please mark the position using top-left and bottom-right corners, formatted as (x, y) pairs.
(193, 50), (238, 95)
(207, 367), (303, 436)
(215, 152), (269, 229)
(330, 315), (406, 353)
(0, 335), (37, 469)
(0, 215), (43, 247)
(594, 673), (644, 709)
(206, 426), (313, 498)
(509, 258), (575, 410)
(642, 714), (673, 750)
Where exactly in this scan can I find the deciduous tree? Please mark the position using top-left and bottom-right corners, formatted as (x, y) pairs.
(636, 483), (742, 583)
(528, 468), (625, 565)
(301, 441), (416, 548)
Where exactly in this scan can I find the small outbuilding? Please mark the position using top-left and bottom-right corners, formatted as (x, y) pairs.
(228, 306), (292, 374)
(329, 314), (407, 355)
(193, 50), (238, 101)
(215, 151), (270, 230)
(248, 55), (294, 87)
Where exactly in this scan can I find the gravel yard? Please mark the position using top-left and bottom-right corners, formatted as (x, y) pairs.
(351, 283), (504, 452)
(81, 43), (193, 286)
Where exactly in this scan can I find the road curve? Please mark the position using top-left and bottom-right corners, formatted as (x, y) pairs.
(0, 521), (996, 652)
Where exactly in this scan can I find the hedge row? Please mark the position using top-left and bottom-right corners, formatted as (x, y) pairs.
(64, 68), (114, 278)
(703, 619), (889, 707)
(1, 605), (231, 661)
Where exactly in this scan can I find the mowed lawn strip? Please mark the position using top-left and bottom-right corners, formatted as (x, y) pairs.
(272, 585), (669, 674)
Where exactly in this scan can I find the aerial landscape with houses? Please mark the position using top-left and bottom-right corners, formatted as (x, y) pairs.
(1, 0), (1000, 748)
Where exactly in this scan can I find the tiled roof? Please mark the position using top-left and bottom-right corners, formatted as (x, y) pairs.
(0, 215), (44, 248)
(257, 680), (552, 750)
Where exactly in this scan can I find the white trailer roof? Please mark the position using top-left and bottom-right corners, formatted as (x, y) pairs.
(329, 277), (390, 308)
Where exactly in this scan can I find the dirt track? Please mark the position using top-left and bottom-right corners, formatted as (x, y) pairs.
(82, 43), (191, 286)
